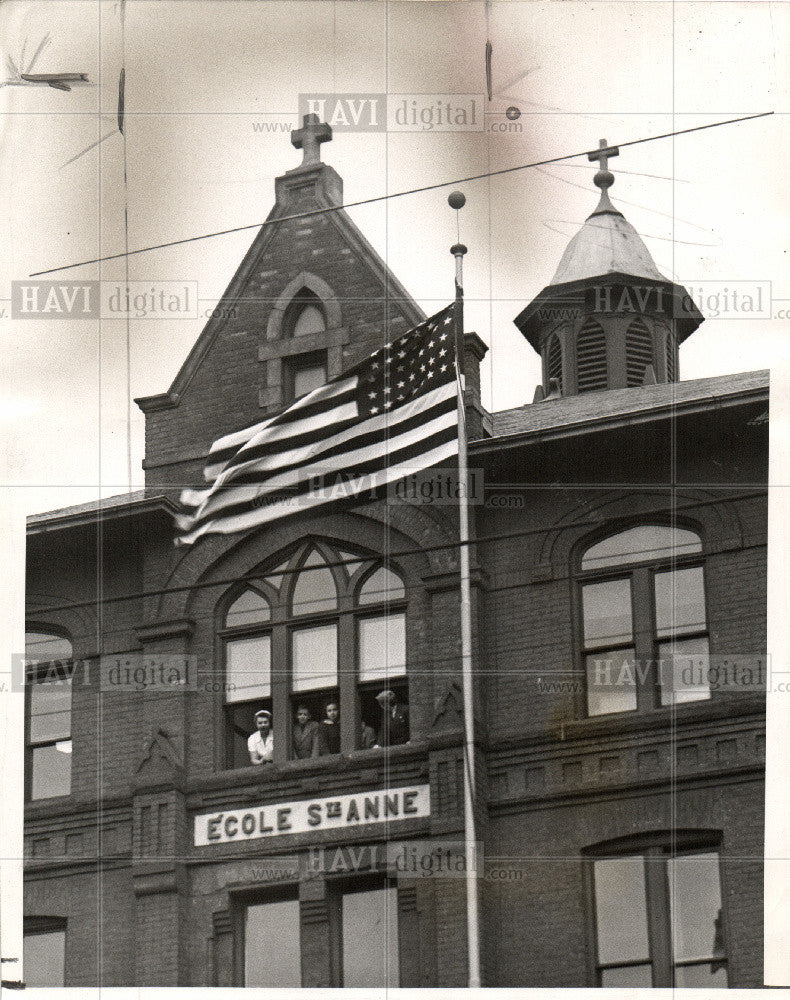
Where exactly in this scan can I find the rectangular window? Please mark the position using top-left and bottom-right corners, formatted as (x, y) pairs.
(591, 848), (727, 987)
(593, 857), (651, 986)
(225, 635), (271, 702)
(244, 898), (301, 986)
(285, 350), (327, 402)
(582, 579), (636, 715)
(225, 634), (272, 769)
(23, 923), (66, 987)
(655, 567), (710, 706)
(341, 884), (400, 987)
(358, 613), (406, 683)
(291, 624), (338, 692)
(26, 664), (73, 800)
(669, 852), (727, 986)
(580, 546), (709, 715)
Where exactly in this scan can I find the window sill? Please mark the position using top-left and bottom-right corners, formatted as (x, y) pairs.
(192, 743), (424, 795)
(562, 691), (765, 741)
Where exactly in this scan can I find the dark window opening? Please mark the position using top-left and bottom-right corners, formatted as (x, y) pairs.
(576, 318), (607, 393)
(625, 317), (654, 386)
(665, 331), (676, 381)
(547, 333), (563, 392)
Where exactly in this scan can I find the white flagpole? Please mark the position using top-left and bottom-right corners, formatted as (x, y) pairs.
(449, 191), (481, 988)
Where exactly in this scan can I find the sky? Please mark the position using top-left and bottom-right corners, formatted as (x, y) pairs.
(0, 0), (787, 514)
(1, 0), (789, 975)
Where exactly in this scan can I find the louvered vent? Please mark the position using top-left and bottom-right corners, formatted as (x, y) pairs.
(547, 334), (563, 391)
(665, 332), (676, 382)
(575, 319), (608, 393)
(625, 318), (654, 386)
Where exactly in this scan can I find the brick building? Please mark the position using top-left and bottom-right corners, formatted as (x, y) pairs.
(23, 118), (767, 987)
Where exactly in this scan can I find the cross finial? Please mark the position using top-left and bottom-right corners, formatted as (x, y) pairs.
(291, 113), (332, 167)
(587, 138), (620, 213)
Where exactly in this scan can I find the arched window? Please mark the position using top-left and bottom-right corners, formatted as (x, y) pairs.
(25, 629), (73, 800)
(547, 333), (563, 392)
(625, 317), (654, 386)
(221, 542), (408, 769)
(576, 318), (608, 393)
(285, 289), (327, 338)
(578, 525), (709, 715)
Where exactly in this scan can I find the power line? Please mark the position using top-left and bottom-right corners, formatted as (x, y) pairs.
(29, 112), (772, 277)
(25, 491), (766, 618)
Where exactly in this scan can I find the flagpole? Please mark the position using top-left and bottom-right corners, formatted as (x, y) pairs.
(449, 191), (481, 989)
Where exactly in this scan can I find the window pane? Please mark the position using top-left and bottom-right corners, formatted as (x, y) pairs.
(582, 579), (632, 648)
(31, 743), (72, 799)
(675, 962), (728, 987)
(293, 304), (326, 337)
(245, 899), (301, 987)
(24, 929), (66, 987)
(582, 526), (701, 570)
(668, 853), (725, 963)
(358, 614), (406, 683)
(291, 554), (337, 614)
(293, 363), (326, 399)
(586, 648), (637, 715)
(359, 567), (405, 604)
(655, 566), (706, 637)
(600, 964), (652, 987)
(25, 632), (72, 662)
(659, 636), (711, 706)
(29, 675), (72, 742)
(342, 887), (399, 987)
(225, 588), (270, 628)
(225, 635), (271, 702)
(292, 624), (337, 692)
(593, 857), (650, 964)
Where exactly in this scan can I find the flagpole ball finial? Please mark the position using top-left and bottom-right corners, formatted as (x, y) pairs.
(448, 191), (466, 210)
(450, 243), (468, 257)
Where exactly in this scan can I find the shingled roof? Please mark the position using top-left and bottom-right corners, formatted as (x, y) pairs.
(486, 369), (768, 444)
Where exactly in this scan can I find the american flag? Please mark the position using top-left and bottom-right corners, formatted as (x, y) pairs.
(175, 306), (458, 545)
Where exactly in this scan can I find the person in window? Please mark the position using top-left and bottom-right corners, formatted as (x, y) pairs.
(373, 689), (409, 747)
(248, 709), (274, 765)
(292, 704), (320, 759)
(360, 719), (376, 750)
(319, 701), (341, 755)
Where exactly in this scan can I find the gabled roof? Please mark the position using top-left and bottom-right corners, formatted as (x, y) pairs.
(135, 164), (425, 413)
(483, 369), (768, 447)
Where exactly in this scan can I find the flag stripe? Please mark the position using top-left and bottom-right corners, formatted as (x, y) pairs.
(179, 393), (457, 529)
(182, 382), (455, 517)
(176, 434), (459, 545)
(204, 377), (358, 481)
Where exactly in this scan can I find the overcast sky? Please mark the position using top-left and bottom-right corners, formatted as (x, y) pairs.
(0, 0), (787, 516)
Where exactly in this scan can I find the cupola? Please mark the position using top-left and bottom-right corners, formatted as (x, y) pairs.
(515, 140), (703, 398)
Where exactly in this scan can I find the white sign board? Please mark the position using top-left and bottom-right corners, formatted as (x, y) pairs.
(194, 784), (430, 846)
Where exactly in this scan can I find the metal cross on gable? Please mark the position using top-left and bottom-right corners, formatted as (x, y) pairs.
(291, 113), (332, 166)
